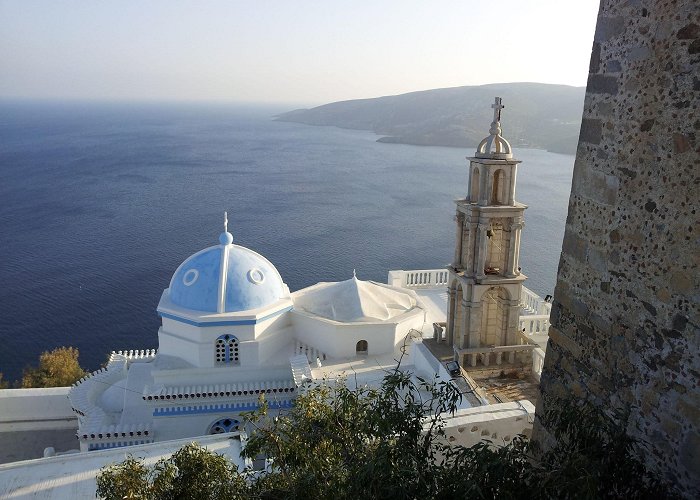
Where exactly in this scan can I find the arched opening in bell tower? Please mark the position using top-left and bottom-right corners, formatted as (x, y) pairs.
(485, 219), (507, 275)
(479, 286), (510, 348)
(470, 167), (480, 202)
(491, 169), (506, 204)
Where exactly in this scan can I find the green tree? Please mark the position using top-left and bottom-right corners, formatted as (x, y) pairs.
(97, 443), (248, 500)
(21, 346), (86, 388)
(0, 372), (9, 389)
(96, 368), (672, 499)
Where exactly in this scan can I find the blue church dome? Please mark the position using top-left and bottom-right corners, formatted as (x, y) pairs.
(167, 231), (287, 313)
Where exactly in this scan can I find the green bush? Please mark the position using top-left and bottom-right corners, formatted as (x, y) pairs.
(96, 368), (672, 499)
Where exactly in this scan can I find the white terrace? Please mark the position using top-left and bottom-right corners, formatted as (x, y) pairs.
(387, 268), (550, 381)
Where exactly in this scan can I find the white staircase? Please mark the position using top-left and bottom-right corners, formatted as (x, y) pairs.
(289, 354), (313, 387)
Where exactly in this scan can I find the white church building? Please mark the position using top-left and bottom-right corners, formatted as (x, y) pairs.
(68, 217), (432, 450)
(0, 99), (551, 497)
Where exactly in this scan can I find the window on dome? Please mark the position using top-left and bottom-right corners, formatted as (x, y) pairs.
(356, 340), (368, 355)
(215, 334), (240, 365)
(208, 417), (240, 434)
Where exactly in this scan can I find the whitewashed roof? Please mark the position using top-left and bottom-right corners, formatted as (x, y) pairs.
(292, 276), (418, 322)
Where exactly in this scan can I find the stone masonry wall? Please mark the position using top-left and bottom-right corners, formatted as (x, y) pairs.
(535, 0), (699, 496)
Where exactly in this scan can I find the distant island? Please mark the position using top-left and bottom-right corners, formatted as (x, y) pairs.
(276, 82), (585, 155)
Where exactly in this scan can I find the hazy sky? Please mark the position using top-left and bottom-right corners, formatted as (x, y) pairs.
(0, 1), (599, 105)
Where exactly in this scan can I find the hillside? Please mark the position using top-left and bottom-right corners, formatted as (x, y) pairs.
(276, 83), (585, 154)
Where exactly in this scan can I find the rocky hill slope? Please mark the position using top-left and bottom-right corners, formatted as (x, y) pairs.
(276, 83), (585, 154)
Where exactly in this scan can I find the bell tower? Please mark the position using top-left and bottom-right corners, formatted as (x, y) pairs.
(445, 97), (528, 368)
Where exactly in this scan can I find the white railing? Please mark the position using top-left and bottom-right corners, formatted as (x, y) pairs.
(521, 286), (551, 315)
(519, 314), (550, 335)
(531, 348), (546, 382)
(294, 340), (327, 363)
(387, 269), (450, 289)
(456, 344), (536, 368)
(387, 270), (551, 319)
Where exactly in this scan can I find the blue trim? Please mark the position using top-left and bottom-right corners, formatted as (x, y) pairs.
(88, 440), (151, 451)
(153, 399), (293, 417)
(158, 306), (292, 327)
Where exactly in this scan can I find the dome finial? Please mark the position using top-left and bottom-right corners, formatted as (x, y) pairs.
(353, 268), (357, 279)
(475, 97), (513, 159)
(219, 211), (233, 245)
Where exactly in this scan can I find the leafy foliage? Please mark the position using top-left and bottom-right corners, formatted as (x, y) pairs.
(21, 346), (86, 388)
(0, 372), (9, 389)
(96, 368), (674, 500)
(242, 371), (465, 499)
(97, 443), (248, 500)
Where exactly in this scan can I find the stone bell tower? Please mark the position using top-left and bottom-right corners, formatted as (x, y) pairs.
(445, 97), (528, 369)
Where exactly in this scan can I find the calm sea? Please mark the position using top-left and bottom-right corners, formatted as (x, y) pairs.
(0, 101), (574, 380)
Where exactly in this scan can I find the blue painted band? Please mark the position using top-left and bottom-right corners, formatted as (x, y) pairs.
(158, 306), (292, 327)
(89, 440), (151, 451)
(153, 399), (293, 417)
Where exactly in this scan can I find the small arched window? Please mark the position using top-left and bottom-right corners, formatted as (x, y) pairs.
(208, 417), (240, 434)
(215, 334), (240, 365)
(356, 340), (368, 355)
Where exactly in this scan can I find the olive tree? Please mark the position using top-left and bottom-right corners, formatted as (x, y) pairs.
(21, 346), (86, 388)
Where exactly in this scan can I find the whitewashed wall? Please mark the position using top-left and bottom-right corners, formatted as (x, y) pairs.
(440, 400), (535, 448)
(0, 388), (77, 432)
(290, 309), (424, 358)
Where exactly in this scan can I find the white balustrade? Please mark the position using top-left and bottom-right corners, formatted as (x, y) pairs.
(519, 315), (550, 335)
(531, 348), (546, 382)
(520, 286), (551, 315)
(387, 269), (450, 289)
(294, 340), (327, 362)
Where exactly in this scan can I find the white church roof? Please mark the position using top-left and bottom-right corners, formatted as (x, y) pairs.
(165, 216), (288, 314)
(292, 275), (418, 322)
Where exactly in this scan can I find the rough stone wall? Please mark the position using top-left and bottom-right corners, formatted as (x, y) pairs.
(535, 0), (699, 495)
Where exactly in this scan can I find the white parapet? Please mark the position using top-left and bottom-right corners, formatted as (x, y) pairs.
(439, 400), (535, 448)
(0, 387), (77, 432)
(387, 268), (550, 319)
(387, 269), (450, 289)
